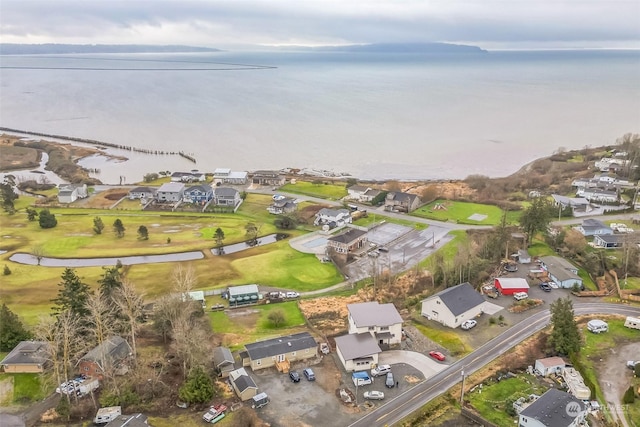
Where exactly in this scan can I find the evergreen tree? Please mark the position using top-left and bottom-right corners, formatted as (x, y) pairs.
(519, 198), (553, 245)
(213, 228), (225, 253)
(137, 225), (149, 240)
(97, 266), (122, 300)
(623, 386), (636, 404)
(548, 298), (582, 356)
(3, 265), (11, 275)
(0, 303), (32, 351)
(113, 219), (125, 238)
(51, 268), (91, 318)
(38, 209), (57, 229)
(0, 181), (18, 214)
(178, 366), (214, 404)
(93, 216), (105, 234)
(26, 207), (38, 221)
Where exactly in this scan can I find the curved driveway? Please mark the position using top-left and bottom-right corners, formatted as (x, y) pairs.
(349, 303), (640, 427)
(379, 350), (448, 379)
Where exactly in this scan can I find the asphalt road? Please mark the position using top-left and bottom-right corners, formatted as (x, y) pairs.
(348, 303), (640, 427)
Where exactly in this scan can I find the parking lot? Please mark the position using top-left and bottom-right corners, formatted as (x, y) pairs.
(250, 353), (426, 427)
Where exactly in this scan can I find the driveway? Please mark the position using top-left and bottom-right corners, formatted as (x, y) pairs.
(379, 350), (448, 379)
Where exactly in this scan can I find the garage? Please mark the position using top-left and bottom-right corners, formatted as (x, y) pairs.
(494, 277), (530, 295)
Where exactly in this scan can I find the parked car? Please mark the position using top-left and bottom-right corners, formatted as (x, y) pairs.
(429, 351), (446, 361)
(513, 292), (529, 301)
(303, 368), (315, 381)
(289, 371), (301, 382)
(539, 283), (552, 292)
(320, 343), (330, 354)
(548, 281), (559, 289)
(627, 361), (639, 369)
(286, 291), (299, 298)
(371, 364), (391, 377)
(385, 372), (395, 388)
(461, 320), (477, 330)
(364, 390), (385, 400)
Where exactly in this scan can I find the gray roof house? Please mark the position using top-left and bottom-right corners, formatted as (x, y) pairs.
(314, 208), (352, 227)
(573, 219), (613, 237)
(334, 332), (382, 372)
(78, 336), (132, 379)
(384, 191), (421, 212)
(242, 332), (317, 372)
(0, 341), (49, 373)
(421, 283), (489, 329)
(156, 182), (185, 202)
(128, 186), (157, 200)
(519, 388), (586, 427)
(267, 197), (298, 215)
(213, 187), (241, 207)
(539, 256), (583, 290)
(213, 346), (235, 378)
(347, 302), (403, 346)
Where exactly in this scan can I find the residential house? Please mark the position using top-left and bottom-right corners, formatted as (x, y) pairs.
(251, 170), (286, 186)
(334, 333), (381, 372)
(539, 256), (583, 289)
(420, 283), (489, 329)
(227, 284), (260, 307)
(534, 356), (566, 376)
(213, 168), (248, 185)
(346, 185), (371, 201)
(361, 188), (383, 203)
(242, 332), (317, 372)
(78, 336), (132, 379)
(595, 157), (629, 172)
(593, 234), (625, 249)
(228, 368), (259, 401)
(347, 302), (403, 346)
(170, 171), (205, 182)
(494, 278), (530, 295)
(105, 413), (149, 427)
(128, 186), (156, 200)
(519, 388), (586, 427)
(57, 184), (88, 203)
(213, 187), (241, 207)
(156, 182), (185, 202)
(573, 219), (613, 237)
(267, 197), (298, 214)
(579, 188), (618, 203)
(551, 194), (594, 215)
(326, 228), (368, 254)
(183, 184), (213, 204)
(314, 208), (352, 228)
(384, 191), (421, 213)
(0, 341), (49, 373)
(213, 347), (235, 378)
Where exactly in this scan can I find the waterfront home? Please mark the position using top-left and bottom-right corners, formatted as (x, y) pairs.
(213, 187), (241, 207)
(156, 182), (185, 202)
(170, 171), (205, 182)
(57, 183), (88, 203)
(183, 184), (213, 204)
(128, 186), (157, 200)
(346, 185), (371, 201)
(213, 168), (248, 185)
(251, 170), (286, 186)
(384, 191), (421, 212)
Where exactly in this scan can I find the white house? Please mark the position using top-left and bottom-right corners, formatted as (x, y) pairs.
(421, 283), (489, 329)
(128, 186), (156, 200)
(534, 356), (566, 376)
(213, 168), (248, 185)
(314, 208), (352, 227)
(156, 182), (185, 202)
(347, 302), (403, 346)
(573, 219), (613, 237)
(57, 184), (88, 203)
(334, 333), (381, 372)
(346, 185), (371, 201)
(579, 188), (618, 203)
(519, 389), (586, 427)
(170, 171), (205, 182)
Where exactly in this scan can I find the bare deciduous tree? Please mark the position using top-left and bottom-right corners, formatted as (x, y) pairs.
(114, 280), (144, 365)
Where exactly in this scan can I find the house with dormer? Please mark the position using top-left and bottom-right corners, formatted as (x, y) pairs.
(347, 302), (403, 346)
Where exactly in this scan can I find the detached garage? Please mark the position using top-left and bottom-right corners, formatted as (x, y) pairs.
(494, 278), (529, 295)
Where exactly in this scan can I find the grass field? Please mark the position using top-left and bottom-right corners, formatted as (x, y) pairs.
(411, 319), (472, 356)
(0, 372), (49, 404)
(411, 200), (521, 225)
(279, 181), (347, 200)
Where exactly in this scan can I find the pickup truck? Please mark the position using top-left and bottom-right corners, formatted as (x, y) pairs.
(203, 404), (227, 423)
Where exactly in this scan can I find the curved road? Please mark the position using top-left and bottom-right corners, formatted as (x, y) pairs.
(348, 303), (640, 427)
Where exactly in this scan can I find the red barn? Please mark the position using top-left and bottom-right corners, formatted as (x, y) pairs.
(494, 278), (530, 295)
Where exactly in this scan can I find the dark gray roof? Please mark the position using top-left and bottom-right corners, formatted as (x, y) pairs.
(252, 170), (282, 177)
(0, 341), (48, 367)
(105, 413), (148, 427)
(595, 234), (623, 244)
(581, 219), (609, 229)
(348, 302), (403, 327)
(185, 185), (212, 193)
(388, 191), (420, 204)
(245, 332), (316, 360)
(334, 333), (381, 360)
(129, 186), (156, 193)
(424, 283), (485, 316)
(81, 336), (131, 365)
(328, 228), (367, 244)
(232, 373), (258, 392)
(213, 347), (234, 368)
(520, 388), (585, 427)
(213, 187), (239, 197)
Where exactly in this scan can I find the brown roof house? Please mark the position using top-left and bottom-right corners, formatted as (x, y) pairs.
(228, 367), (259, 401)
(347, 302), (403, 346)
(78, 336), (132, 379)
(326, 228), (368, 255)
(241, 332), (317, 373)
(334, 333), (381, 372)
(213, 346), (235, 378)
(0, 341), (49, 373)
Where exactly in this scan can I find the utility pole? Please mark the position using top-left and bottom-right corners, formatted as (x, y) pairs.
(460, 369), (466, 405)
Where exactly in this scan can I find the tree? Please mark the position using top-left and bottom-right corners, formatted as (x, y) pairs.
(38, 209), (57, 229)
(51, 268), (92, 319)
(114, 280), (144, 364)
(32, 245), (46, 266)
(178, 365), (214, 404)
(0, 180), (18, 214)
(0, 303), (32, 351)
(213, 228), (225, 254)
(98, 266), (122, 300)
(623, 385), (636, 404)
(371, 191), (388, 206)
(137, 225), (149, 240)
(26, 207), (38, 221)
(245, 222), (260, 243)
(93, 216), (105, 235)
(113, 219), (125, 238)
(274, 215), (296, 230)
(519, 198), (552, 245)
(143, 173), (159, 183)
(548, 298), (581, 356)
(3, 265), (11, 275)
(267, 309), (286, 327)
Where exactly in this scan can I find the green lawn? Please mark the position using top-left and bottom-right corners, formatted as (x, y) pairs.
(467, 375), (547, 426)
(421, 230), (468, 268)
(0, 372), (48, 404)
(279, 181), (347, 200)
(411, 199), (520, 225)
(622, 276), (640, 290)
(411, 319), (472, 356)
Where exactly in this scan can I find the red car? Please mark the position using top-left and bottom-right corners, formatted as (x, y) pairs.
(429, 351), (446, 361)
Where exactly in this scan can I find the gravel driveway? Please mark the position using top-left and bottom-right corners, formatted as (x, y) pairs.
(597, 341), (639, 427)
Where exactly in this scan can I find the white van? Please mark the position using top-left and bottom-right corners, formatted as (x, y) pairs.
(587, 319), (608, 334)
(513, 292), (528, 301)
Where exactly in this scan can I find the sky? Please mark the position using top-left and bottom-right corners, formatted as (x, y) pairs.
(1, 0), (639, 50)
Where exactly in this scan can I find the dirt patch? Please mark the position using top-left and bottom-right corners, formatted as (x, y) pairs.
(402, 181), (475, 200)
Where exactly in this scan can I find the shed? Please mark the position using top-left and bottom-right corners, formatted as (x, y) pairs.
(534, 356), (566, 376)
(227, 284), (260, 307)
(624, 316), (640, 330)
(228, 367), (258, 401)
(494, 278), (530, 295)
(213, 346), (235, 378)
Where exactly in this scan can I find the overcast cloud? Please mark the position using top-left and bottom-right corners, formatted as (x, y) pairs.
(1, 0), (638, 49)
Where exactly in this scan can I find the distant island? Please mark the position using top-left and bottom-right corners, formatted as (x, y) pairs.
(0, 43), (222, 55)
(275, 42), (487, 54)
